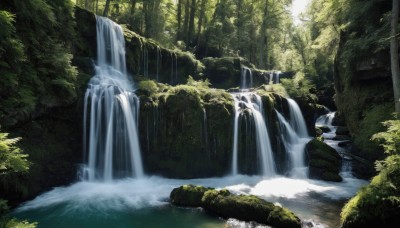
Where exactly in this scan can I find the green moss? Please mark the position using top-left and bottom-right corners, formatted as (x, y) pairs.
(170, 185), (213, 207)
(341, 155), (400, 227)
(306, 139), (342, 182)
(138, 80), (160, 94)
(202, 189), (301, 227)
(353, 103), (393, 159)
(170, 185), (301, 227)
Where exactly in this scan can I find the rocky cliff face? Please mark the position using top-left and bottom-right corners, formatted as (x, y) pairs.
(333, 0), (394, 178)
(137, 83), (297, 178)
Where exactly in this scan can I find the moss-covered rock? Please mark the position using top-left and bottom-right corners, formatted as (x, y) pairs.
(169, 185), (301, 228)
(202, 189), (301, 228)
(170, 185), (213, 207)
(201, 57), (284, 89)
(138, 80), (235, 178)
(123, 27), (204, 85)
(306, 139), (342, 182)
(333, 0), (394, 179)
(341, 155), (400, 228)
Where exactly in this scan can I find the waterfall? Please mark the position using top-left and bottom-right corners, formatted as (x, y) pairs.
(274, 98), (310, 178)
(275, 72), (281, 84)
(316, 111), (336, 134)
(231, 93), (276, 176)
(156, 46), (162, 81)
(287, 98), (309, 137)
(276, 108), (310, 178)
(240, 67), (253, 89)
(82, 16), (144, 182)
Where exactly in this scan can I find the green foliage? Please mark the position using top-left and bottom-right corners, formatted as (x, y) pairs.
(0, 132), (36, 227)
(341, 114), (400, 227)
(0, 218), (37, 228)
(138, 80), (160, 94)
(0, 0), (78, 127)
(341, 155), (400, 227)
(281, 72), (317, 101)
(372, 115), (400, 156)
(186, 76), (210, 89)
(354, 103), (394, 157)
(0, 133), (29, 175)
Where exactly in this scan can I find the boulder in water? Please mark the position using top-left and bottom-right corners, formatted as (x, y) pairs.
(170, 185), (301, 228)
(170, 185), (212, 207)
(306, 139), (342, 182)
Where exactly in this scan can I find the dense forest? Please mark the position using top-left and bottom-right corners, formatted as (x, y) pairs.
(0, 0), (399, 227)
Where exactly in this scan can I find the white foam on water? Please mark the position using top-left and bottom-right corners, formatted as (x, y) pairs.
(16, 175), (367, 213)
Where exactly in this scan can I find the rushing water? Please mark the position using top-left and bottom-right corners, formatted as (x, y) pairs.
(231, 92), (276, 176)
(276, 108), (310, 178)
(13, 175), (367, 228)
(82, 16), (143, 181)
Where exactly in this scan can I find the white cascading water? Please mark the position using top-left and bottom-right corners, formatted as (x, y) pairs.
(275, 72), (281, 84)
(240, 66), (253, 89)
(231, 67), (276, 176)
(276, 100), (311, 178)
(231, 93), (276, 176)
(316, 111), (337, 139)
(82, 16), (144, 182)
(287, 98), (309, 138)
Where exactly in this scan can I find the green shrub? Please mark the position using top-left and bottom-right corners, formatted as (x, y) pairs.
(341, 116), (400, 227)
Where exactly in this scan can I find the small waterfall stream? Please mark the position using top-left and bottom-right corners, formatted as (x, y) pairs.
(276, 99), (311, 178)
(231, 67), (276, 176)
(231, 92), (276, 176)
(82, 16), (144, 181)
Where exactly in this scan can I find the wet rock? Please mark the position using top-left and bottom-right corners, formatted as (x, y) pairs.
(335, 126), (349, 135)
(170, 185), (212, 207)
(332, 135), (352, 141)
(306, 139), (342, 182)
(170, 185), (301, 228)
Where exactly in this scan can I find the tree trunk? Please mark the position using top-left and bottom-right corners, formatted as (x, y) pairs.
(177, 0), (182, 41)
(196, 0), (207, 44)
(236, 0), (243, 54)
(183, 0), (190, 43)
(103, 0), (111, 17)
(259, 0), (269, 69)
(187, 0), (197, 47)
(391, 0), (400, 112)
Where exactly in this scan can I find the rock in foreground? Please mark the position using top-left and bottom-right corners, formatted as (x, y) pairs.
(170, 185), (301, 228)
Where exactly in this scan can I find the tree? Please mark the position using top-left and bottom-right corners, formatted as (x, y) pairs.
(103, 0), (111, 16)
(391, 0), (400, 113)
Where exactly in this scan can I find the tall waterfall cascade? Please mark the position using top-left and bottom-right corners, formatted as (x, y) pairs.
(231, 67), (276, 176)
(276, 99), (311, 178)
(232, 67), (311, 177)
(82, 16), (144, 182)
(231, 93), (276, 176)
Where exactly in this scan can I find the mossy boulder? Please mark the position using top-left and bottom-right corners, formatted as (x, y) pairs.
(341, 155), (400, 228)
(306, 139), (342, 182)
(138, 81), (235, 178)
(170, 185), (213, 207)
(170, 185), (301, 228)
